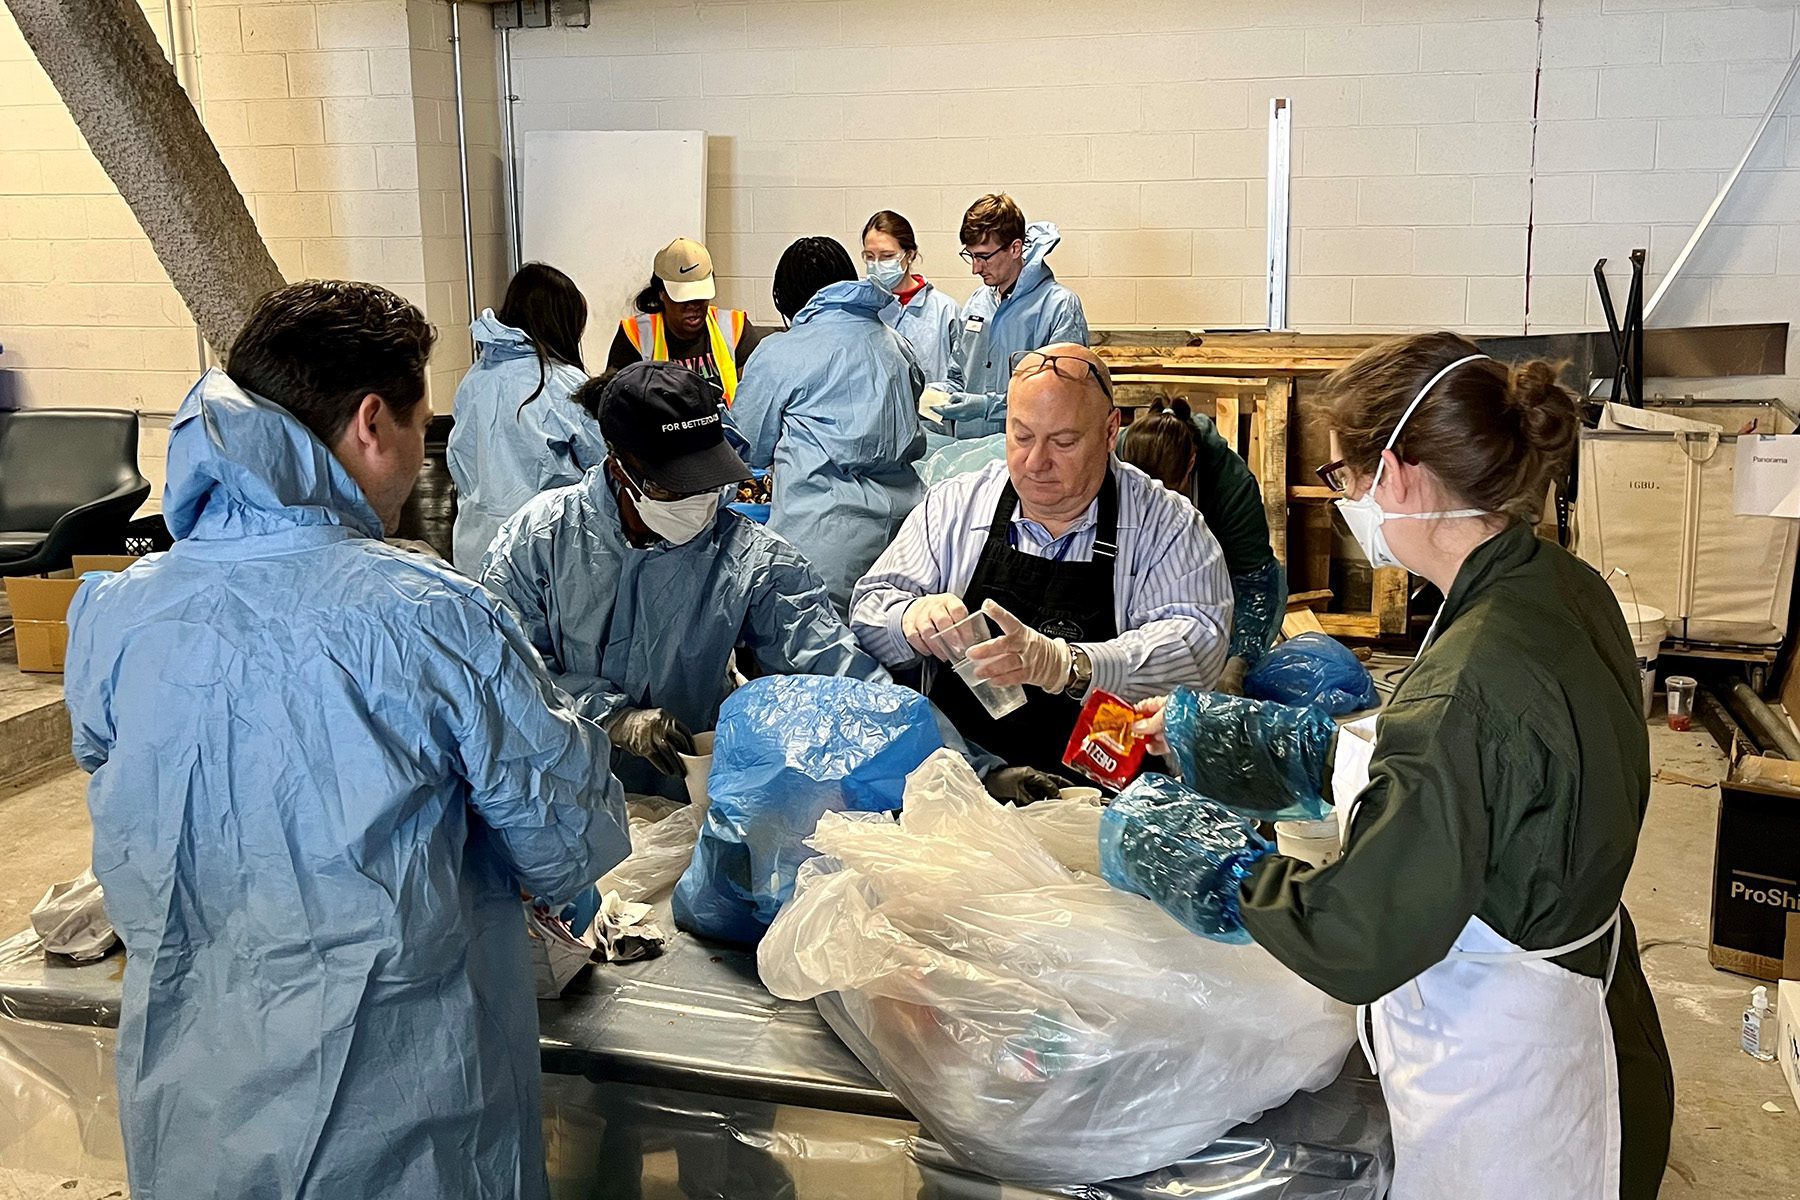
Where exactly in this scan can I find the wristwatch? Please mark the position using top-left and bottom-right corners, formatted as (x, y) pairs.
(1064, 644), (1094, 698)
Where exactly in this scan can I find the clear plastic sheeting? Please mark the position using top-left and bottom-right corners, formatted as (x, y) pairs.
(758, 750), (1355, 1185)
(1246, 633), (1380, 716)
(1101, 774), (1272, 944)
(1163, 688), (1335, 822)
(0, 1013), (126, 1186)
(544, 1070), (1392, 1199)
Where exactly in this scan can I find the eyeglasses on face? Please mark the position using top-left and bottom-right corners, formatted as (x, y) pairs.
(959, 240), (1020, 265)
(1316, 459), (1353, 493)
(1008, 350), (1114, 401)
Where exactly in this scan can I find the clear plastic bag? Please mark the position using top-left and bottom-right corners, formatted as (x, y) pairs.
(915, 431), (1006, 489)
(29, 869), (117, 963)
(1014, 794), (1105, 876)
(597, 803), (705, 904)
(758, 750), (1353, 1185)
(1163, 688), (1335, 822)
(673, 675), (944, 944)
(1245, 632), (1379, 715)
(1100, 774), (1271, 944)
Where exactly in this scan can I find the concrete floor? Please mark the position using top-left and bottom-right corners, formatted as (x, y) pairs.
(0, 725), (1796, 1198)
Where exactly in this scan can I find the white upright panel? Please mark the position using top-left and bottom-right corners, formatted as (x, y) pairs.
(520, 130), (707, 372)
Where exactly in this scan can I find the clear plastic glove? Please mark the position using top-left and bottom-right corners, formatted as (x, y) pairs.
(983, 764), (1063, 806)
(1216, 656), (1250, 697)
(934, 391), (994, 425)
(902, 592), (971, 661)
(919, 386), (953, 422)
(966, 600), (1071, 693)
(1133, 695), (1170, 755)
(604, 707), (696, 777)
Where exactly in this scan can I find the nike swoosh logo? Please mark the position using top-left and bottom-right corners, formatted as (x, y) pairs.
(679, 263), (700, 274)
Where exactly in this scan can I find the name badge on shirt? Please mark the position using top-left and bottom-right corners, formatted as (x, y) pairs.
(964, 314), (985, 335)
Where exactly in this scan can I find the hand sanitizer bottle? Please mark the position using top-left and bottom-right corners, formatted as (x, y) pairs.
(1742, 986), (1776, 1062)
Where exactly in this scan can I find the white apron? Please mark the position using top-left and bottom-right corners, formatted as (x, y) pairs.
(1337, 714), (1624, 1199)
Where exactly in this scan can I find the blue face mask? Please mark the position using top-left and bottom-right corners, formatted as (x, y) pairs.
(867, 258), (908, 292)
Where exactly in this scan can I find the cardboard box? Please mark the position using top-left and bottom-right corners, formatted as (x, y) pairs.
(1779, 978), (1800, 1112)
(1709, 755), (1800, 980)
(2, 555), (141, 674)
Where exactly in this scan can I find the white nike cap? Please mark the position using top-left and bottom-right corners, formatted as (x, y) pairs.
(653, 237), (717, 303)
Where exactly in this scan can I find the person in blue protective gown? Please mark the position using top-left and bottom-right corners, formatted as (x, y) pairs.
(62, 281), (631, 1200)
(930, 194), (1088, 439)
(1119, 396), (1286, 693)
(861, 209), (961, 382)
(448, 261), (605, 571)
(479, 360), (896, 803)
(732, 236), (927, 613)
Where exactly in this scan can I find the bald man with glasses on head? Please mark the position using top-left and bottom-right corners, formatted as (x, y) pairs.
(849, 345), (1234, 779)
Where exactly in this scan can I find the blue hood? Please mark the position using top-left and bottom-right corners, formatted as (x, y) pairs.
(1014, 221), (1063, 297)
(471, 308), (538, 364)
(162, 368), (384, 542)
(794, 278), (890, 325)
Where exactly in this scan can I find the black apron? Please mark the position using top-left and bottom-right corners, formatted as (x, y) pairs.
(928, 474), (1120, 775)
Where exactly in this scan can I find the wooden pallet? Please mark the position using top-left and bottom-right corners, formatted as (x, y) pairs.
(1099, 333), (1408, 641)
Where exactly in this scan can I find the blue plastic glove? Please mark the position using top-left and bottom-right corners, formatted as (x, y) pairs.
(934, 391), (1001, 425)
(1162, 688), (1335, 822)
(1100, 774), (1271, 944)
(1227, 559), (1287, 668)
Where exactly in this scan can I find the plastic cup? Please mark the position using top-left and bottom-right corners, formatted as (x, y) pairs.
(677, 730), (715, 810)
(1275, 818), (1343, 870)
(1059, 787), (1104, 805)
(1666, 676), (1697, 732)
(952, 657), (1027, 719)
(939, 609), (998, 662)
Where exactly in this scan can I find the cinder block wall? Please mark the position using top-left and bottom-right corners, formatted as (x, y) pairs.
(510, 0), (1800, 380)
(0, 0), (506, 500)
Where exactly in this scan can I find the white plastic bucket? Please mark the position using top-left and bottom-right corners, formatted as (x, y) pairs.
(1275, 818), (1343, 870)
(1618, 602), (1666, 718)
(678, 731), (715, 810)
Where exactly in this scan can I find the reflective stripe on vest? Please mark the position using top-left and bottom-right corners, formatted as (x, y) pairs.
(618, 308), (747, 404)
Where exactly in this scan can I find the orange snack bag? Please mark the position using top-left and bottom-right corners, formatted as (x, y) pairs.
(1061, 689), (1148, 790)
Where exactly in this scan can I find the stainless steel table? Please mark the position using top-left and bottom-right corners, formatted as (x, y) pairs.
(1, 915), (1392, 1198)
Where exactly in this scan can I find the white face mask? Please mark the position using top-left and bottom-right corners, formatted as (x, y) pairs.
(867, 257), (907, 292)
(635, 490), (719, 545)
(1334, 354), (1492, 572)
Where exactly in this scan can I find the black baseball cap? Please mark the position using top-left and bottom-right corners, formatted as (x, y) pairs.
(598, 361), (749, 494)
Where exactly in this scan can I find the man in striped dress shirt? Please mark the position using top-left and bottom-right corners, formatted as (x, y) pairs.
(849, 344), (1234, 778)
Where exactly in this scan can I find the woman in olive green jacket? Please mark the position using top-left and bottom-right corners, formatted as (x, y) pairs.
(1139, 332), (1673, 1200)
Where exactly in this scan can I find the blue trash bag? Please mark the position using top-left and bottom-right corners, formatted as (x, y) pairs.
(1162, 688), (1334, 823)
(1099, 773), (1272, 944)
(672, 674), (945, 944)
(1245, 632), (1379, 715)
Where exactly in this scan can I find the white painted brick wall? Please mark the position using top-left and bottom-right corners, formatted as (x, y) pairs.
(506, 0), (1800, 357)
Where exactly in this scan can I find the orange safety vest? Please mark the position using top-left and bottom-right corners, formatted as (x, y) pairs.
(620, 307), (748, 404)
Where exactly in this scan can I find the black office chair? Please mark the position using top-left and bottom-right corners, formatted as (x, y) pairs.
(0, 409), (151, 577)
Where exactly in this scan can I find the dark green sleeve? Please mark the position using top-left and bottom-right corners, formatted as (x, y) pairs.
(1188, 415), (1275, 575)
(1240, 693), (1491, 1005)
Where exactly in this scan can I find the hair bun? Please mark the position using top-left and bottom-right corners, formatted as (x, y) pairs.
(1505, 359), (1578, 458)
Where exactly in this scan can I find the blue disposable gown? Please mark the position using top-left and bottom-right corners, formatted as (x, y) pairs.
(937, 221), (1089, 439)
(448, 309), (606, 571)
(63, 369), (630, 1200)
(881, 277), (962, 383)
(479, 466), (893, 800)
(733, 279), (927, 612)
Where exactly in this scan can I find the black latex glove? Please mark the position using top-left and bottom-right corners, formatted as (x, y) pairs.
(605, 707), (696, 777)
(984, 765), (1064, 806)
